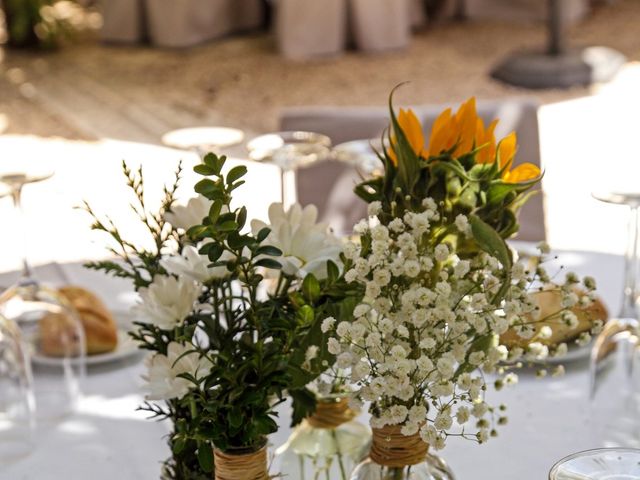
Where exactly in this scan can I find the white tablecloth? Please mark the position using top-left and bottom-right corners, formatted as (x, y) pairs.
(0, 247), (626, 479)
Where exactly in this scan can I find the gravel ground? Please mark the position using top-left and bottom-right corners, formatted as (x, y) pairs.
(0, 0), (638, 139)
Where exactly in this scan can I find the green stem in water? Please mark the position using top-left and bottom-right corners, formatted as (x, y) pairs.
(330, 428), (348, 480)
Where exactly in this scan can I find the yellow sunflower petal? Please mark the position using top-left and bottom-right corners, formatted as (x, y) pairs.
(427, 108), (453, 157)
(503, 163), (541, 183)
(476, 118), (498, 164)
(498, 132), (517, 170)
(398, 108), (426, 158)
(454, 97), (478, 157)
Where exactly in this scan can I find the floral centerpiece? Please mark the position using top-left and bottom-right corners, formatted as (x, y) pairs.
(85, 157), (352, 479)
(317, 93), (602, 479)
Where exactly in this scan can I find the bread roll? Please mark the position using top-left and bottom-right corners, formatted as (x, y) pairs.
(39, 311), (84, 357)
(501, 289), (607, 348)
(40, 286), (118, 357)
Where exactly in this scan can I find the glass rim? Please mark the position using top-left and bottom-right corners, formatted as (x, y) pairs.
(549, 447), (640, 479)
(247, 131), (332, 151)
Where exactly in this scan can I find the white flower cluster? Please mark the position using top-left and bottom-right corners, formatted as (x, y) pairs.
(251, 203), (342, 279)
(323, 203), (595, 449)
(138, 200), (342, 401)
(144, 342), (213, 401)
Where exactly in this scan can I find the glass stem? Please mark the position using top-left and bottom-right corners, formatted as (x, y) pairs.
(281, 168), (298, 209)
(10, 185), (34, 282)
(621, 205), (640, 318)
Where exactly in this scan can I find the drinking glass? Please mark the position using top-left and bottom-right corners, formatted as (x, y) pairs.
(161, 127), (245, 157)
(549, 448), (640, 479)
(247, 131), (332, 208)
(590, 192), (640, 446)
(0, 171), (86, 421)
(332, 138), (385, 178)
(591, 192), (640, 318)
(0, 314), (35, 462)
(589, 316), (640, 447)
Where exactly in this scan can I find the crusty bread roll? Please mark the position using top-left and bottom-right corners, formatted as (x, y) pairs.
(39, 311), (84, 357)
(40, 286), (118, 357)
(501, 289), (608, 348)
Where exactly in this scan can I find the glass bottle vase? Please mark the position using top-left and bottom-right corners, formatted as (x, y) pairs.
(349, 426), (455, 480)
(275, 397), (371, 480)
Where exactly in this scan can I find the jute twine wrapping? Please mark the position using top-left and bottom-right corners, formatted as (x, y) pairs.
(306, 398), (357, 429)
(369, 425), (429, 468)
(213, 445), (269, 480)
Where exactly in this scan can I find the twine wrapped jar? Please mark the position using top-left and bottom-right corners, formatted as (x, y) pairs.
(214, 444), (269, 480)
(275, 397), (371, 480)
(349, 425), (455, 480)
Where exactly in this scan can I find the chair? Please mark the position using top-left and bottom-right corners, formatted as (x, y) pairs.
(280, 98), (545, 241)
(273, 0), (348, 60)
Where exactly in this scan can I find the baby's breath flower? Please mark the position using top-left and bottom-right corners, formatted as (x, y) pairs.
(368, 201), (382, 216)
(321, 317), (336, 333)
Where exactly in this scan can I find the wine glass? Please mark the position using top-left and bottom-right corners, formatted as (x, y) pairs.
(162, 127), (245, 157)
(589, 317), (640, 447)
(0, 314), (34, 463)
(247, 131), (332, 209)
(549, 448), (640, 479)
(591, 192), (640, 318)
(0, 172), (86, 421)
(590, 192), (640, 445)
(332, 138), (385, 178)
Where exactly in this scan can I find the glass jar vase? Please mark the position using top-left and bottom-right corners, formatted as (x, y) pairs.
(349, 425), (455, 480)
(275, 396), (371, 480)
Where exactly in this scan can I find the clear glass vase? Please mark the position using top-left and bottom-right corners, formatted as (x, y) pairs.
(275, 397), (371, 480)
(349, 455), (455, 480)
(349, 426), (455, 480)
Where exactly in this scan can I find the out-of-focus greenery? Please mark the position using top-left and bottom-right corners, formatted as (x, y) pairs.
(1, 0), (83, 48)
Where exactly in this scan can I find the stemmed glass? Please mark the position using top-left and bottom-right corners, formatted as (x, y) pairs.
(549, 448), (640, 479)
(161, 127), (245, 157)
(332, 138), (385, 179)
(590, 192), (640, 447)
(0, 172), (86, 422)
(247, 131), (332, 209)
(0, 314), (35, 462)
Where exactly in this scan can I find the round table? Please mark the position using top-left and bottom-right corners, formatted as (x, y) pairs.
(0, 247), (625, 479)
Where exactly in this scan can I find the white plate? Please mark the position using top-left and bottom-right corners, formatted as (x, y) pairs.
(32, 328), (140, 367)
(545, 340), (593, 364)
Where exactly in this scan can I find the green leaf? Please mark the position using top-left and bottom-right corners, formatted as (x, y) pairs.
(228, 407), (242, 428)
(254, 414), (278, 435)
(326, 260), (340, 283)
(254, 258), (282, 269)
(388, 85), (421, 192)
(197, 442), (214, 473)
(226, 166), (248, 185)
(194, 179), (217, 195)
(237, 206), (247, 229)
(469, 214), (512, 269)
(194, 164), (216, 176)
(208, 200), (223, 223)
(289, 388), (317, 427)
(172, 435), (187, 455)
(256, 227), (271, 243)
(297, 305), (315, 327)
(218, 221), (239, 232)
(186, 225), (209, 238)
(469, 214), (512, 301)
(302, 274), (320, 303)
(256, 245), (282, 257)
